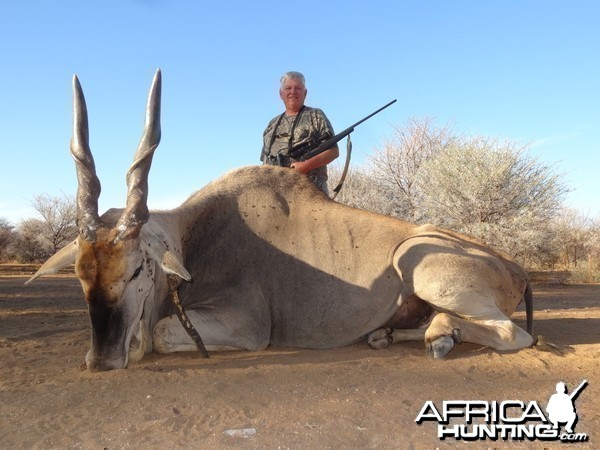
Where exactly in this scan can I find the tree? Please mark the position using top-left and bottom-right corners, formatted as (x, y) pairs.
(328, 166), (398, 217)
(7, 194), (78, 263)
(552, 208), (591, 268)
(12, 219), (52, 263)
(30, 193), (78, 255)
(551, 210), (600, 280)
(368, 117), (458, 221)
(584, 217), (600, 280)
(0, 218), (16, 262)
(333, 117), (572, 267)
(414, 136), (569, 262)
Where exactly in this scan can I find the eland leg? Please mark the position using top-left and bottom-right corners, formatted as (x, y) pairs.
(367, 293), (433, 350)
(392, 236), (534, 358)
(367, 327), (427, 349)
(424, 310), (534, 358)
(153, 286), (270, 354)
(367, 304), (533, 356)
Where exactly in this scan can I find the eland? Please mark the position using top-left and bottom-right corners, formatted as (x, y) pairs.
(28, 70), (534, 371)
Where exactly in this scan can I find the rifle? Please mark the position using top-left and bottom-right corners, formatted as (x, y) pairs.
(275, 99), (397, 167)
(569, 380), (588, 401)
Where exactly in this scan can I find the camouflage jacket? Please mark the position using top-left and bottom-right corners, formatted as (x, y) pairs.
(260, 106), (337, 184)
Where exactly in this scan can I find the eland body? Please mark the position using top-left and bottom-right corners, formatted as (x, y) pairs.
(29, 71), (534, 371)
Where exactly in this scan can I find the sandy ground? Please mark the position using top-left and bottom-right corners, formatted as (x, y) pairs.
(0, 272), (598, 449)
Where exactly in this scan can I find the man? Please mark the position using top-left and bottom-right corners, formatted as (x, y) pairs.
(261, 71), (339, 194)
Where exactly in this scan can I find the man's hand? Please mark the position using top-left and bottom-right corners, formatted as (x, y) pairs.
(290, 147), (339, 174)
(290, 160), (311, 174)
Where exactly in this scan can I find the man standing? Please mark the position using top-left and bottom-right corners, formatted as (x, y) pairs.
(261, 71), (339, 194)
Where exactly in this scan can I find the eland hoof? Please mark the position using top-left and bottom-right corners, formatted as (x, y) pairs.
(427, 335), (455, 359)
(367, 327), (393, 350)
(452, 328), (462, 344)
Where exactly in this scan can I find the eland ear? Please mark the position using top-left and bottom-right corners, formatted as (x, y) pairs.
(25, 240), (78, 285)
(140, 227), (191, 282)
(162, 250), (192, 282)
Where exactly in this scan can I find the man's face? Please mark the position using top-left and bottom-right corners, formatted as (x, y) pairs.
(280, 78), (307, 113)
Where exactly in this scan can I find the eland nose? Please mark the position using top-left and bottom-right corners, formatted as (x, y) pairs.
(85, 351), (126, 372)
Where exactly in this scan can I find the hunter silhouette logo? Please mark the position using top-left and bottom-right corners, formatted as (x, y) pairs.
(546, 380), (588, 435)
(415, 380), (589, 442)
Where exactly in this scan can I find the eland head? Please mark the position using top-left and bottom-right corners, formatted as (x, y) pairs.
(28, 70), (190, 371)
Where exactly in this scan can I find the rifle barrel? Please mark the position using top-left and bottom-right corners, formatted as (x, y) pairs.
(349, 99), (397, 130)
(300, 99), (397, 161)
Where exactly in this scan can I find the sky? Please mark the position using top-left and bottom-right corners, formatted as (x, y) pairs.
(1, 1), (598, 226)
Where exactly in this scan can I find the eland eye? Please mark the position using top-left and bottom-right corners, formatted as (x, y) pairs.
(130, 264), (143, 281)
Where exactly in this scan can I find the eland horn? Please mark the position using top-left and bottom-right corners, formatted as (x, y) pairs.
(115, 69), (162, 241)
(71, 75), (102, 242)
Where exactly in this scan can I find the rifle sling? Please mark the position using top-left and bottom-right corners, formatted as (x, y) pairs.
(331, 134), (353, 199)
(265, 106), (306, 160)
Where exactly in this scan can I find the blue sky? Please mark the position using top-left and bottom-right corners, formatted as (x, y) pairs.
(1, 1), (598, 225)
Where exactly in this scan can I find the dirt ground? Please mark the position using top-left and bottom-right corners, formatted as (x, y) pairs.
(0, 270), (598, 449)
